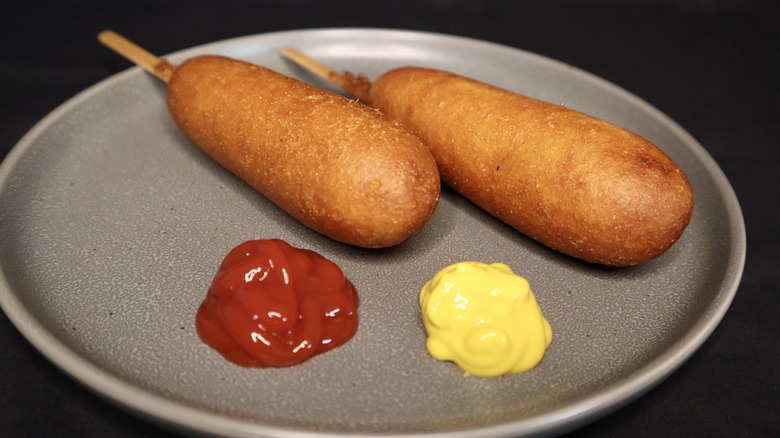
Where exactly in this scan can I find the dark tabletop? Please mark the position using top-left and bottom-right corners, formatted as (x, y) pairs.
(1, 1), (778, 437)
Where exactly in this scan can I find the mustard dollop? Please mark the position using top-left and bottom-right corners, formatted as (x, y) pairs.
(419, 262), (552, 377)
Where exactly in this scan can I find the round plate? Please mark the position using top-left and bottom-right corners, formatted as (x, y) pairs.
(0, 29), (745, 437)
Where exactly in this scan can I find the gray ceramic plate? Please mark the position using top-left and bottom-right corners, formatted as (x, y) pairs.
(0, 29), (745, 437)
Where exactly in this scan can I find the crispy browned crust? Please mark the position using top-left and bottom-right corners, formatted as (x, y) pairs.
(167, 56), (440, 248)
(369, 67), (694, 266)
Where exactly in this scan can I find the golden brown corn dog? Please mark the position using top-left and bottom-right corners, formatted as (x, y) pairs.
(367, 67), (693, 266)
(280, 48), (693, 266)
(97, 33), (440, 249)
(165, 56), (440, 248)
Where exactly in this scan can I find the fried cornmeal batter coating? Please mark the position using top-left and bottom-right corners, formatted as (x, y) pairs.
(368, 67), (693, 266)
(167, 56), (440, 248)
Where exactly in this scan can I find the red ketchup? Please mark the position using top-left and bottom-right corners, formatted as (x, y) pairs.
(195, 239), (358, 367)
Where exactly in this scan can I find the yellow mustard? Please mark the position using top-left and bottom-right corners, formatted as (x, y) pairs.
(419, 262), (552, 377)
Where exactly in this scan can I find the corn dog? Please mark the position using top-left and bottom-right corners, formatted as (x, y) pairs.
(99, 33), (440, 248)
(282, 50), (693, 266)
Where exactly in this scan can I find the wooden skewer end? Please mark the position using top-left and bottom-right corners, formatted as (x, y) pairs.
(98, 30), (173, 83)
(280, 46), (373, 102)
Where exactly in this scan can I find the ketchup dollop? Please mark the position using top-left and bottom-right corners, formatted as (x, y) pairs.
(195, 239), (358, 367)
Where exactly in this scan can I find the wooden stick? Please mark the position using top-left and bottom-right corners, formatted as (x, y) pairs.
(279, 47), (333, 83)
(280, 47), (372, 102)
(98, 30), (174, 82)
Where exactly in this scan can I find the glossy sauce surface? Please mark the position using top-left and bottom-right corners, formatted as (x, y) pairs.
(196, 239), (358, 367)
(419, 262), (552, 377)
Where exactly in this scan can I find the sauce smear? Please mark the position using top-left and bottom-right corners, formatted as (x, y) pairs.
(419, 262), (552, 377)
(196, 239), (358, 367)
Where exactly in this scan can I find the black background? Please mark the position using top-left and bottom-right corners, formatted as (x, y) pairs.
(1, 1), (778, 437)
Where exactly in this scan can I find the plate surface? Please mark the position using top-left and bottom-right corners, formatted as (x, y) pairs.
(0, 29), (745, 437)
